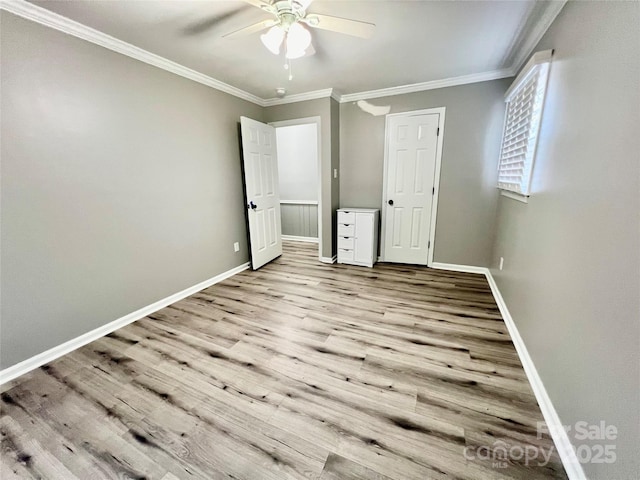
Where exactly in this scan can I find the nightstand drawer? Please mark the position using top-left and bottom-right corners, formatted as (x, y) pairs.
(338, 236), (355, 250)
(338, 248), (354, 262)
(337, 223), (355, 237)
(337, 211), (356, 224)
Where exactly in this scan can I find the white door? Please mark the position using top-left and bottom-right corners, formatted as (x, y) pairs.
(383, 112), (440, 265)
(240, 116), (282, 270)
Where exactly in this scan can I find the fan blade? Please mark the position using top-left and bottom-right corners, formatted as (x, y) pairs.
(223, 19), (278, 38)
(294, 0), (315, 10)
(303, 14), (375, 39)
(182, 6), (248, 36)
(241, 0), (277, 14)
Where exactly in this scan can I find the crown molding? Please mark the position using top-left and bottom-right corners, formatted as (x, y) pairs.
(499, 1), (534, 70)
(0, 0), (264, 106)
(262, 88), (334, 107)
(330, 89), (343, 103)
(339, 69), (514, 103)
(508, 0), (567, 74)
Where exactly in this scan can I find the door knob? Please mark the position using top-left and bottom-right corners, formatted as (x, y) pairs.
(388, 199), (394, 206)
(248, 201), (257, 210)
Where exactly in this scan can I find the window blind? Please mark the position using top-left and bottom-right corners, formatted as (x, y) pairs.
(497, 52), (551, 196)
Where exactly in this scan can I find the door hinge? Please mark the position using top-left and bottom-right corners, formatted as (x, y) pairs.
(432, 187), (435, 195)
(428, 240), (431, 249)
(437, 127), (440, 136)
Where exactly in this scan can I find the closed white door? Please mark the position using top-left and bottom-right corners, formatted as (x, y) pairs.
(383, 113), (440, 265)
(240, 116), (282, 270)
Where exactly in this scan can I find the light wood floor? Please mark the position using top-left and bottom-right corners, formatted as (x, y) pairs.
(1, 241), (567, 479)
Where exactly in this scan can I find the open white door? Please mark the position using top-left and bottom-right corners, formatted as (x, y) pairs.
(382, 111), (442, 265)
(240, 116), (282, 270)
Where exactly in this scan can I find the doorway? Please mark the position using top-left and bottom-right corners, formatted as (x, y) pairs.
(270, 117), (322, 261)
(381, 108), (445, 266)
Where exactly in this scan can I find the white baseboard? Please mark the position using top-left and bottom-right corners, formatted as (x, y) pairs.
(484, 270), (585, 480)
(432, 261), (585, 479)
(430, 261), (489, 275)
(281, 235), (319, 243)
(320, 255), (337, 264)
(0, 262), (250, 385)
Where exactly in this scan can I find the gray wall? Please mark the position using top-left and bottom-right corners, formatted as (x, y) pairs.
(490, 2), (639, 478)
(339, 79), (510, 267)
(264, 99), (336, 259)
(0, 12), (263, 369)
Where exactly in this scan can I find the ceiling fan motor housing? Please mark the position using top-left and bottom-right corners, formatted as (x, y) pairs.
(271, 1), (307, 30)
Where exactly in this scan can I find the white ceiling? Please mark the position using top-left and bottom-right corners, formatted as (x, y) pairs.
(26, 0), (560, 101)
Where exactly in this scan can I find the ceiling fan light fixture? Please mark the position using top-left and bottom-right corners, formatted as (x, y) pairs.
(285, 47), (306, 59)
(260, 25), (285, 55)
(285, 22), (311, 58)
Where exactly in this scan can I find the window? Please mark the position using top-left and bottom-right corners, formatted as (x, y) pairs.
(497, 50), (553, 198)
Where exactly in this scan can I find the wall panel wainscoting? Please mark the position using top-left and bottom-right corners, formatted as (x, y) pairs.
(0, 242), (567, 479)
(280, 200), (318, 241)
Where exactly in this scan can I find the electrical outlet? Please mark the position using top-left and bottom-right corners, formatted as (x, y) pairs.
(233, 242), (240, 252)
(499, 257), (504, 271)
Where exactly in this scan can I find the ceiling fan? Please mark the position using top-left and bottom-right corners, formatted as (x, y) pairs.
(223, 0), (376, 60)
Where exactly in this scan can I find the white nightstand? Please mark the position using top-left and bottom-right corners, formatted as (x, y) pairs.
(337, 208), (379, 268)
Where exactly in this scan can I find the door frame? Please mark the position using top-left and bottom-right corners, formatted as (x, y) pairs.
(269, 116), (322, 262)
(380, 107), (446, 267)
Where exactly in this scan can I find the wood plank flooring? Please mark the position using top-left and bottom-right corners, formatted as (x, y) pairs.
(1, 241), (567, 479)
